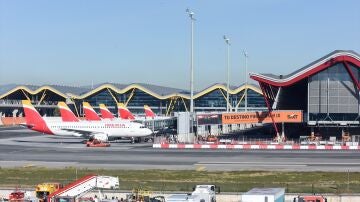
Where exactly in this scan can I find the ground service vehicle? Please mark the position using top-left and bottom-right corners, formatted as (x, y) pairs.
(166, 185), (219, 202)
(125, 188), (165, 202)
(293, 195), (327, 202)
(47, 175), (119, 202)
(8, 190), (25, 202)
(35, 183), (62, 201)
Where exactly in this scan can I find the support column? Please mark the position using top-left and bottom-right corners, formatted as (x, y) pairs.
(343, 61), (360, 121)
(259, 82), (280, 139)
(343, 61), (360, 90)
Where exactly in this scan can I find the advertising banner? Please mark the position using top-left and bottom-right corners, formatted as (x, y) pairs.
(222, 110), (303, 124)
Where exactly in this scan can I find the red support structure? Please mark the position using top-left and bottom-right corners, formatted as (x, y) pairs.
(259, 82), (280, 136)
(343, 61), (360, 91)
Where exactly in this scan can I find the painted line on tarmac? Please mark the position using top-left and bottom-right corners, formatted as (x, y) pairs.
(153, 144), (360, 150)
(197, 161), (360, 165)
(196, 162), (360, 168)
(195, 162), (306, 167)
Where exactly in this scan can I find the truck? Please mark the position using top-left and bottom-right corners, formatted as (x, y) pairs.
(293, 195), (327, 202)
(166, 185), (219, 202)
(35, 183), (63, 201)
(242, 188), (285, 202)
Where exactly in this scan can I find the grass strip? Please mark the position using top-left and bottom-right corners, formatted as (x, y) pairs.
(0, 167), (358, 193)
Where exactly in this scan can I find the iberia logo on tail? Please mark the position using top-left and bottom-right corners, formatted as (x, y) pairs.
(21, 100), (53, 134)
(144, 105), (155, 118)
(117, 103), (135, 120)
(58, 102), (79, 122)
(99, 104), (115, 119)
(83, 102), (101, 121)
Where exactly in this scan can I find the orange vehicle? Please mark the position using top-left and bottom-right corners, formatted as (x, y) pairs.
(35, 183), (63, 201)
(206, 135), (218, 143)
(86, 139), (110, 147)
(8, 190), (25, 202)
(293, 195), (327, 202)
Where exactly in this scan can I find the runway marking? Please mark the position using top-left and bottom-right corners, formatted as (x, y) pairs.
(6, 149), (31, 154)
(23, 164), (36, 168)
(195, 162), (306, 166)
(196, 162), (360, 166)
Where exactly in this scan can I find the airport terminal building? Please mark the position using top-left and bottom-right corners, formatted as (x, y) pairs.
(250, 50), (360, 137)
(0, 83), (266, 117)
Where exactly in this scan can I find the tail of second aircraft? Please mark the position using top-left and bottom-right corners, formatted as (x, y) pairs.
(58, 102), (79, 122)
(22, 100), (52, 134)
(83, 102), (101, 121)
(99, 104), (115, 119)
(144, 105), (156, 118)
(117, 103), (135, 120)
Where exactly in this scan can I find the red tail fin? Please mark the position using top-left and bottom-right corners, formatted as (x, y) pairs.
(83, 102), (101, 121)
(99, 104), (115, 119)
(117, 103), (135, 120)
(22, 100), (52, 134)
(58, 102), (79, 122)
(144, 105), (156, 118)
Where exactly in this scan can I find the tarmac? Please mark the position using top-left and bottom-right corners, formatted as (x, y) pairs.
(0, 127), (359, 171)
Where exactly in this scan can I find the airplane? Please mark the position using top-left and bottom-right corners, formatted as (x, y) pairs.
(99, 104), (115, 119)
(22, 100), (153, 143)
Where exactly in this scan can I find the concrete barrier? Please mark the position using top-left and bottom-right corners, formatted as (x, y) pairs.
(0, 189), (359, 202)
(153, 143), (360, 150)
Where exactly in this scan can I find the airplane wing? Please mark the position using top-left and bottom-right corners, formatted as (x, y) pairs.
(60, 128), (108, 141)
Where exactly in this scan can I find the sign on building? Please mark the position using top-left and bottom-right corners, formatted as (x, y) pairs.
(222, 110), (303, 124)
(197, 114), (221, 125)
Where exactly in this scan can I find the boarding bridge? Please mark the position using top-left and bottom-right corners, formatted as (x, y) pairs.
(48, 174), (119, 202)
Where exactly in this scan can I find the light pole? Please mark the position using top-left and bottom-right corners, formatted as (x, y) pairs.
(244, 50), (248, 111)
(223, 35), (230, 112)
(186, 8), (195, 113)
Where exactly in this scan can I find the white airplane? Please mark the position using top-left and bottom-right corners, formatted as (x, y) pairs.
(22, 100), (153, 142)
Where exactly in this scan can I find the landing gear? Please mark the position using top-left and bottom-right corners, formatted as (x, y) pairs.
(130, 137), (142, 144)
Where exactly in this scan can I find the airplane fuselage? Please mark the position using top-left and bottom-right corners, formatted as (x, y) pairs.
(33, 119), (153, 138)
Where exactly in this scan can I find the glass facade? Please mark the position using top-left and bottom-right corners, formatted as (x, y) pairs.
(194, 89), (227, 111)
(126, 89), (167, 114)
(0, 84), (266, 116)
(308, 63), (359, 122)
(237, 89), (267, 109)
(194, 88), (266, 112)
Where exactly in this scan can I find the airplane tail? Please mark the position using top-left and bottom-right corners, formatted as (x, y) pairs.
(144, 105), (156, 118)
(58, 102), (79, 122)
(21, 100), (52, 134)
(117, 103), (135, 120)
(99, 104), (115, 119)
(83, 102), (101, 121)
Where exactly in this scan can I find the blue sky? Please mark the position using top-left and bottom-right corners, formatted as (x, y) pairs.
(1, 0), (359, 90)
